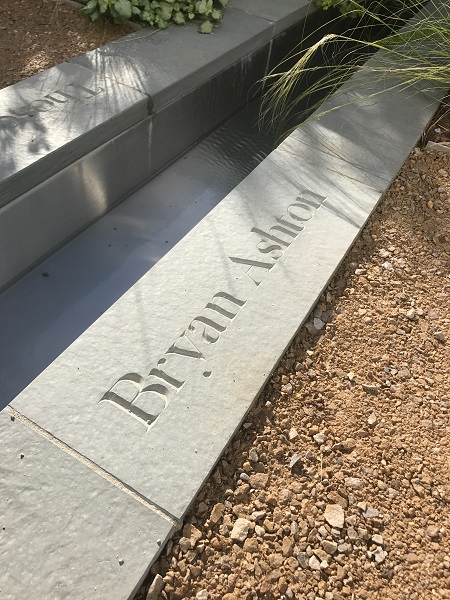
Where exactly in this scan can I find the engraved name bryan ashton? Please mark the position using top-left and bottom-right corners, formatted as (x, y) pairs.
(100, 189), (326, 428)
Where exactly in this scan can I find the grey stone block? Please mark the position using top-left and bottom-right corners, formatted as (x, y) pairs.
(231, 0), (315, 34)
(72, 8), (273, 110)
(0, 411), (174, 599)
(0, 117), (151, 292)
(0, 62), (149, 207)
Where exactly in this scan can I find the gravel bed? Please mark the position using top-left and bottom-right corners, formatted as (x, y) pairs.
(138, 147), (450, 600)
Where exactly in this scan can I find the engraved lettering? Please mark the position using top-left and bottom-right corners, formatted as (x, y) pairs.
(251, 225), (298, 247)
(10, 98), (54, 117)
(100, 373), (165, 428)
(70, 83), (104, 98)
(166, 332), (205, 360)
(149, 359), (185, 389)
(188, 316), (226, 344)
(2, 83), (105, 124)
(287, 202), (314, 222)
(297, 190), (326, 208)
(205, 291), (246, 320)
(228, 256), (274, 286)
(256, 241), (284, 259)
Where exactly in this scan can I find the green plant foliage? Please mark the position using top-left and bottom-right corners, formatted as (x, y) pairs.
(315, 0), (366, 17)
(81, 0), (227, 31)
(262, 0), (450, 139)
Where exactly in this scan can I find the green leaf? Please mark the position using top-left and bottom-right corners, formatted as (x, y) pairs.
(158, 0), (173, 20)
(156, 15), (169, 27)
(98, 0), (109, 13)
(90, 8), (101, 20)
(199, 19), (213, 33)
(196, 0), (207, 14)
(113, 0), (132, 18)
(173, 10), (185, 23)
(80, 0), (98, 14)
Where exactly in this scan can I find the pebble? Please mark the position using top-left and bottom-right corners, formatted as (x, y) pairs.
(248, 449), (259, 462)
(372, 534), (384, 546)
(373, 547), (387, 564)
(314, 317), (326, 330)
(363, 507), (379, 518)
(426, 525), (440, 540)
(209, 503), (225, 525)
(230, 518), (251, 542)
(308, 555), (321, 570)
(146, 574), (164, 600)
(289, 453), (301, 469)
(362, 384), (379, 395)
(367, 413), (378, 426)
(183, 524), (202, 547)
(322, 540), (338, 555)
(324, 504), (345, 529)
(313, 433), (326, 445)
(345, 477), (364, 490)
(434, 330), (446, 343)
(288, 427), (299, 440)
(179, 537), (192, 553)
(249, 473), (269, 490)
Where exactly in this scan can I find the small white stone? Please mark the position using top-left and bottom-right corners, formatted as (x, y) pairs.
(230, 518), (251, 542)
(289, 427), (299, 441)
(345, 477), (364, 490)
(313, 433), (326, 445)
(146, 574), (164, 600)
(324, 504), (345, 529)
(314, 317), (326, 330)
(372, 534), (384, 546)
(309, 555), (321, 570)
(367, 413), (377, 426)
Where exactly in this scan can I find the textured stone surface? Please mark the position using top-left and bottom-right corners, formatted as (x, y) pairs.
(72, 8), (272, 110)
(0, 62), (148, 208)
(0, 411), (174, 599)
(231, 0), (314, 34)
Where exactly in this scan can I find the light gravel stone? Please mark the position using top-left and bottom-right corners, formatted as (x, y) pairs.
(230, 518), (251, 542)
(324, 504), (345, 529)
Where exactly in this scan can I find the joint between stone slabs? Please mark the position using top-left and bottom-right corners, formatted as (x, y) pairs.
(5, 405), (181, 528)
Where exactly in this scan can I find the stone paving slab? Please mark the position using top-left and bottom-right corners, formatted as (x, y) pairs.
(0, 62), (148, 208)
(10, 56), (444, 521)
(231, 0), (314, 34)
(72, 8), (273, 110)
(0, 411), (174, 599)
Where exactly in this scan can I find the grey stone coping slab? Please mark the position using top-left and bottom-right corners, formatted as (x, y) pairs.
(0, 62), (149, 209)
(9, 53), (444, 521)
(0, 410), (174, 599)
(230, 0), (315, 35)
(72, 8), (273, 110)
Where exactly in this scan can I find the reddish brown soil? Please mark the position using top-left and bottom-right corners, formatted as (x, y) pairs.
(0, 0), (133, 90)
